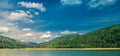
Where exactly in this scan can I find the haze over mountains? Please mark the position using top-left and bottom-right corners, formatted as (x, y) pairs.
(0, 24), (120, 48)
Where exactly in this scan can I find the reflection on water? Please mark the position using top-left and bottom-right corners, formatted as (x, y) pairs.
(0, 50), (120, 56)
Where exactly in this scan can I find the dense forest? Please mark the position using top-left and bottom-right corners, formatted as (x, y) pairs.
(37, 25), (120, 48)
(0, 35), (30, 48)
(0, 24), (120, 48)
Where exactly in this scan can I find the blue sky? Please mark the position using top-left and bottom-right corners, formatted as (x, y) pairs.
(0, 0), (120, 43)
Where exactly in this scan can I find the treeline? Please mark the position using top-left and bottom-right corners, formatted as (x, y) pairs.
(0, 35), (30, 49)
(37, 24), (120, 48)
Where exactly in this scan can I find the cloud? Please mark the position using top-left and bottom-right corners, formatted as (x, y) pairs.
(46, 31), (51, 34)
(28, 9), (40, 16)
(40, 34), (51, 39)
(0, 27), (9, 33)
(88, 0), (118, 8)
(8, 10), (29, 20)
(0, 10), (34, 23)
(34, 11), (39, 15)
(45, 39), (50, 42)
(7, 10), (34, 23)
(22, 28), (31, 31)
(20, 40), (25, 42)
(0, 16), (79, 43)
(40, 31), (52, 39)
(7, 23), (14, 26)
(18, 1), (46, 12)
(0, 18), (57, 43)
(21, 33), (34, 37)
(0, 20), (53, 43)
(0, 10), (51, 43)
(61, 0), (82, 5)
(61, 30), (77, 35)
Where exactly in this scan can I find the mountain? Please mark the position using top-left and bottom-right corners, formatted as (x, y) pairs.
(0, 35), (30, 48)
(27, 42), (38, 46)
(37, 24), (120, 48)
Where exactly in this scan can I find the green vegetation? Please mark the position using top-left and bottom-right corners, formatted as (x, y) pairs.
(0, 24), (120, 48)
(37, 25), (120, 48)
(0, 35), (30, 48)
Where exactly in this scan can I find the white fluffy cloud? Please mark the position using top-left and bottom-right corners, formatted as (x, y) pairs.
(8, 10), (28, 20)
(61, 30), (77, 35)
(0, 20), (53, 43)
(18, 1), (46, 12)
(0, 10), (55, 43)
(88, 0), (118, 8)
(0, 18), (79, 43)
(40, 34), (51, 39)
(61, 0), (82, 5)
(7, 10), (34, 23)
(22, 28), (31, 31)
(21, 33), (34, 37)
(0, 27), (9, 33)
(40, 31), (52, 39)
(7, 23), (14, 26)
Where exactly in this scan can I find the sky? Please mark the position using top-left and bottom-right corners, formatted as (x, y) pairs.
(0, 0), (120, 43)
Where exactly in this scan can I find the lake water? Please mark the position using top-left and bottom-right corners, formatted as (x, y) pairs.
(0, 50), (120, 56)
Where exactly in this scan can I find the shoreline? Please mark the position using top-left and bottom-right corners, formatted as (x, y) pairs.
(1, 48), (120, 50)
(24, 48), (120, 50)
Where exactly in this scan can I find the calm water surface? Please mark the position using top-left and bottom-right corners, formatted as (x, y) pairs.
(0, 50), (120, 56)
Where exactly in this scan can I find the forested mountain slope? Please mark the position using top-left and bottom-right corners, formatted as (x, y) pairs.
(0, 35), (30, 48)
(38, 25), (120, 48)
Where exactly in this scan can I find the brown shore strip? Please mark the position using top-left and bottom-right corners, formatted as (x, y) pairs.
(0, 48), (120, 50)
(24, 48), (120, 50)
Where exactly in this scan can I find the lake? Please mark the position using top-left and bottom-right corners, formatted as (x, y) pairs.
(0, 50), (120, 56)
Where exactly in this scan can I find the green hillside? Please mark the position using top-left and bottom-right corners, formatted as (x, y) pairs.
(37, 25), (120, 48)
(0, 35), (30, 48)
